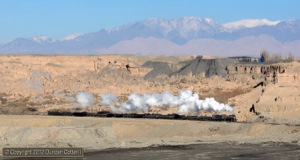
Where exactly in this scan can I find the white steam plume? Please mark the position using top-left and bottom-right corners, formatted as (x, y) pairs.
(76, 92), (94, 108)
(100, 94), (119, 112)
(100, 90), (234, 114)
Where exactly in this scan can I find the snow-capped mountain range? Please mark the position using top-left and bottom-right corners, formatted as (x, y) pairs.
(1, 17), (300, 56)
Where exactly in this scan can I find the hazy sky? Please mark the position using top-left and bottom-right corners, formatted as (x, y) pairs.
(0, 0), (299, 44)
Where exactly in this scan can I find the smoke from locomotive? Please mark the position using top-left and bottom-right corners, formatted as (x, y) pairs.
(100, 90), (233, 114)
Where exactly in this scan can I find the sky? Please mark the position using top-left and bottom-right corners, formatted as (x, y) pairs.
(0, 0), (299, 44)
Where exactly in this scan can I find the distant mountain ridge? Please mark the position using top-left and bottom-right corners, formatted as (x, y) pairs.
(1, 17), (300, 56)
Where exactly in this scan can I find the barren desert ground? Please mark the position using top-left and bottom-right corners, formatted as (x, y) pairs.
(0, 54), (299, 157)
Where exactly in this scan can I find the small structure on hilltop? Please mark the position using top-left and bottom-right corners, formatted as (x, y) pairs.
(229, 56), (261, 63)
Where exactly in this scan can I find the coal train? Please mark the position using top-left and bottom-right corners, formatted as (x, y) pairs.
(48, 110), (237, 122)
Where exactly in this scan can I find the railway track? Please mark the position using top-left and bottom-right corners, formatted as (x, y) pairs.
(48, 110), (237, 122)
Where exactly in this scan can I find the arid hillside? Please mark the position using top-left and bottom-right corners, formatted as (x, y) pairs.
(0, 55), (299, 125)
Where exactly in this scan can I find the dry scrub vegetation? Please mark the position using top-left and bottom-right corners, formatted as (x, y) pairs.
(260, 50), (296, 63)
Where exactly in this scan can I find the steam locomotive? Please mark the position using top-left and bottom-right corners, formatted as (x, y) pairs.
(48, 110), (237, 122)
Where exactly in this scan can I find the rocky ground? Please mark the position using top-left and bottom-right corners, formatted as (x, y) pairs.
(0, 54), (299, 157)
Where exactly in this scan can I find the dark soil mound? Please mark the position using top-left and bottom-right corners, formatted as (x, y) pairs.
(172, 56), (238, 77)
(142, 56), (238, 79)
(142, 61), (175, 80)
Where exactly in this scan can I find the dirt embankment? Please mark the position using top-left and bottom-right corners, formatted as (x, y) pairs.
(0, 115), (299, 156)
(227, 62), (300, 125)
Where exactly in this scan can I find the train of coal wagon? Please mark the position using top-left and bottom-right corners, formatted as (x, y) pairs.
(48, 110), (236, 122)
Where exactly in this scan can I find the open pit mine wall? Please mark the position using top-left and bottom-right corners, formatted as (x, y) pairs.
(225, 64), (289, 84)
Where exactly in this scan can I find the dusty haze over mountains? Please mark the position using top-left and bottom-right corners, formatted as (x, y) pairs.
(1, 17), (300, 56)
